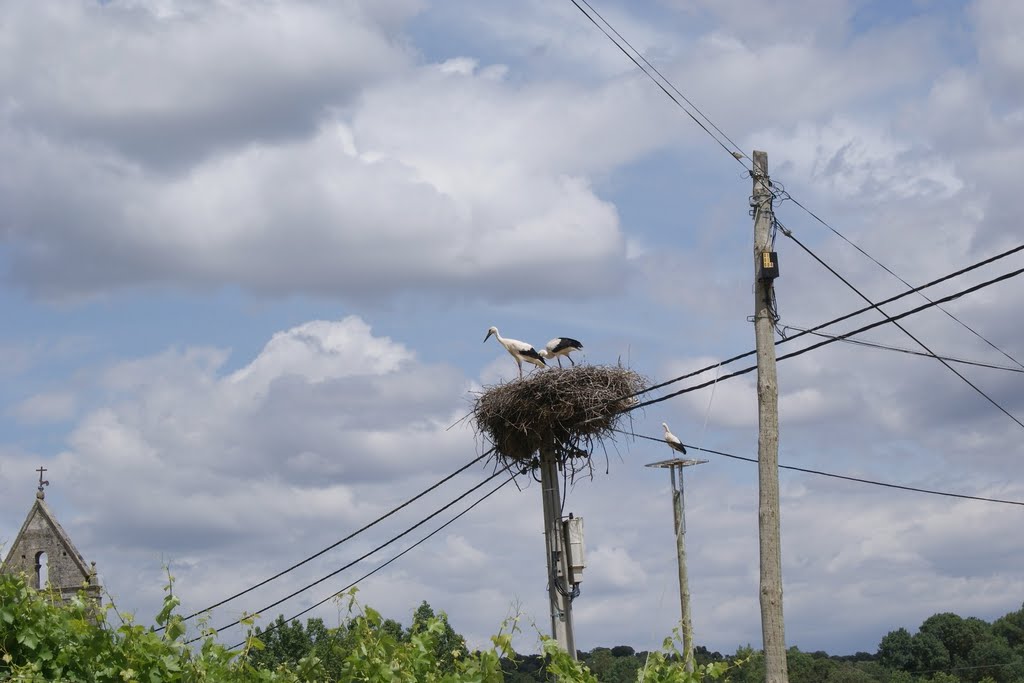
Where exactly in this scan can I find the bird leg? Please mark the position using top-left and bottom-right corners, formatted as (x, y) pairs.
(557, 357), (563, 369)
(567, 355), (575, 367)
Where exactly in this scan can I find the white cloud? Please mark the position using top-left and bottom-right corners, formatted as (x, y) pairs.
(9, 390), (77, 424)
(2, 0), (1024, 662)
(755, 118), (964, 202)
(0, 1), (414, 164)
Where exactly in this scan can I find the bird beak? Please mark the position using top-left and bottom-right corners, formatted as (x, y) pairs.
(483, 330), (493, 343)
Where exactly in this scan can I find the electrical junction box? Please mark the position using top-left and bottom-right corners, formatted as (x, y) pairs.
(759, 251), (779, 281)
(563, 516), (585, 584)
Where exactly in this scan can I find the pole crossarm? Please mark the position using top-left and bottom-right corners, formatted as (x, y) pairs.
(645, 458), (709, 469)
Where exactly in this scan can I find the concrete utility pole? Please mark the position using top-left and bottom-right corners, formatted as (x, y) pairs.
(539, 441), (577, 659)
(645, 457), (707, 672)
(751, 150), (789, 683)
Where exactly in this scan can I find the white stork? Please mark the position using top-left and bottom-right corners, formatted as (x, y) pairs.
(538, 337), (583, 368)
(484, 326), (546, 378)
(662, 422), (687, 455)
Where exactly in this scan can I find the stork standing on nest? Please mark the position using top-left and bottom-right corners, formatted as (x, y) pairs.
(538, 337), (583, 368)
(484, 326), (546, 378)
(662, 422), (687, 454)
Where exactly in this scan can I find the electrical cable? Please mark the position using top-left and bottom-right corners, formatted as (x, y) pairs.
(189, 465), (511, 643)
(569, 0), (747, 162)
(225, 472), (517, 651)
(780, 225), (1024, 431)
(784, 326), (1024, 374)
(622, 242), (1024, 402)
(783, 194), (1024, 373)
(618, 429), (1024, 507)
(566, 0), (1024, 377)
(178, 448), (494, 623)
(565, 0), (745, 164)
(626, 263), (1024, 413)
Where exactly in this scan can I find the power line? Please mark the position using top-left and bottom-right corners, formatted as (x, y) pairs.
(627, 263), (1024, 412)
(179, 449), (494, 623)
(784, 325), (1024, 374)
(226, 473), (518, 651)
(565, 0), (744, 164)
(780, 225), (1024, 431)
(908, 662), (1014, 676)
(189, 466), (511, 643)
(618, 429), (1024, 507)
(565, 0), (1024, 375)
(569, 0), (747, 162)
(782, 194), (1024, 373)
(626, 242), (1024, 401)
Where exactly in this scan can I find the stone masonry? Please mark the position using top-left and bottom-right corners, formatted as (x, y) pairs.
(1, 487), (101, 605)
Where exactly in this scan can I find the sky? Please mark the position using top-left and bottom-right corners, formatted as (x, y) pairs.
(1, 0), (1023, 658)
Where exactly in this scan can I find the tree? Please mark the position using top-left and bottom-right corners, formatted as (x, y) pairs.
(910, 630), (951, 672)
(992, 603), (1024, 649)
(407, 600), (469, 674)
(919, 612), (989, 665)
(965, 634), (1022, 683)
(248, 615), (350, 678)
(878, 627), (914, 671)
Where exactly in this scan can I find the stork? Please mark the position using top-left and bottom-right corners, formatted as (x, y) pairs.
(484, 326), (546, 378)
(538, 337), (583, 368)
(662, 422), (687, 454)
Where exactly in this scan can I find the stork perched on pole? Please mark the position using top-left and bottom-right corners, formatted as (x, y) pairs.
(484, 326), (546, 379)
(538, 337), (583, 368)
(662, 422), (687, 454)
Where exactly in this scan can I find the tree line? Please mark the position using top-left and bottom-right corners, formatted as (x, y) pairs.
(249, 599), (1024, 682)
(3, 568), (1023, 681)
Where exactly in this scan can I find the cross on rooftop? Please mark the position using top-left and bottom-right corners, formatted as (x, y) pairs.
(36, 466), (49, 492)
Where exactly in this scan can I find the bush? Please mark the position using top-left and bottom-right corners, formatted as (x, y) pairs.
(0, 572), (737, 682)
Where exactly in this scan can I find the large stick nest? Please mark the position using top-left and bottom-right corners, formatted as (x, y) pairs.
(473, 364), (645, 474)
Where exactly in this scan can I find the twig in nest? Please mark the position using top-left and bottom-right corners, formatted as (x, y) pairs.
(473, 364), (645, 480)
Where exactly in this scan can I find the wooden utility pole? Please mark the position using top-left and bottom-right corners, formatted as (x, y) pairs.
(645, 457), (707, 672)
(752, 150), (788, 683)
(539, 441), (577, 658)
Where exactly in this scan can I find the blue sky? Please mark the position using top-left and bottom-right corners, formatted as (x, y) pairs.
(2, 0), (1024, 658)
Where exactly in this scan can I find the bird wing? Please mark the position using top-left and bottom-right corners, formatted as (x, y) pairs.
(665, 432), (686, 453)
(520, 346), (546, 363)
(548, 337), (583, 353)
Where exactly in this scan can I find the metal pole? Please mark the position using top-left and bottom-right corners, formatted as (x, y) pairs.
(647, 457), (706, 672)
(752, 150), (789, 683)
(671, 464), (694, 673)
(539, 441), (576, 658)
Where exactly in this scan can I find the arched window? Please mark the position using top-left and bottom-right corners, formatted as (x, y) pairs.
(35, 551), (48, 589)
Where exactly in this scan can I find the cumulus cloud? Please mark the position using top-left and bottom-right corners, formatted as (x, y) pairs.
(0, 2), (697, 302)
(9, 390), (77, 424)
(52, 316), (472, 549)
(0, 0), (415, 165)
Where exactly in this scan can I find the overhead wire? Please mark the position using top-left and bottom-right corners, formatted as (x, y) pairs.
(566, 0), (1024, 376)
(782, 193), (1024, 372)
(625, 263), (1024, 413)
(784, 325), (1024, 374)
(779, 224), (1024, 431)
(188, 465), (512, 643)
(565, 0), (745, 164)
(178, 448), (494, 623)
(622, 242), (1024, 402)
(225, 472), (518, 650)
(568, 0), (747, 163)
(619, 429), (1024, 507)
